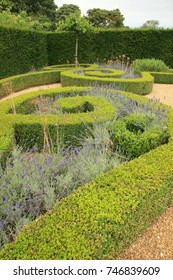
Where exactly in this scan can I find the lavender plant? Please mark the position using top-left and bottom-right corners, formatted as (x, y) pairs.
(0, 120), (121, 249)
(0, 85), (170, 249)
(96, 55), (139, 78)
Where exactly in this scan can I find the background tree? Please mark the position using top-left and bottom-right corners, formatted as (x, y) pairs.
(0, 0), (58, 21)
(0, 10), (52, 31)
(56, 4), (81, 23)
(86, 8), (124, 28)
(141, 20), (159, 29)
(58, 12), (94, 67)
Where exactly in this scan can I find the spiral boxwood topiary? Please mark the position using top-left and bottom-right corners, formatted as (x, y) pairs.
(0, 86), (116, 155)
(111, 114), (170, 159)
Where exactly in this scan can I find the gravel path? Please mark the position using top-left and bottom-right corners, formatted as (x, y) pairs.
(0, 82), (173, 260)
(146, 83), (173, 106)
(119, 84), (173, 260)
(0, 83), (61, 103)
(119, 205), (173, 260)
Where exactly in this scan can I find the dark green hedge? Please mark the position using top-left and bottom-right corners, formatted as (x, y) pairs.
(1, 27), (173, 79)
(0, 26), (48, 79)
(47, 29), (173, 68)
(47, 32), (95, 65)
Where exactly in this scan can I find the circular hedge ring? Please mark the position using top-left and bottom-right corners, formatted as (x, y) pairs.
(111, 113), (169, 159)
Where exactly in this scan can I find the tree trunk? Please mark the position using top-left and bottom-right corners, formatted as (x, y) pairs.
(74, 33), (79, 67)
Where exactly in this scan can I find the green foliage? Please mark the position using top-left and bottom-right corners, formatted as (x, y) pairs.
(0, 26), (48, 79)
(53, 96), (95, 114)
(148, 71), (173, 84)
(86, 8), (124, 28)
(0, 10), (53, 31)
(0, 120), (121, 248)
(134, 59), (170, 74)
(56, 4), (81, 23)
(0, 70), (61, 98)
(0, 0), (58, 21)
(57, 13), (94, 67)
(141, 20), (159, 29)
(47, 29), (173, 68)
(0, 142), (173, 259)
(60, 69), (154, 95)
(111, 114), (170, 159)
(47, 32), (96, 65)
(0, 86), (116, 154)
(0, 72), (173, 258)
(57, 12), (93, 34)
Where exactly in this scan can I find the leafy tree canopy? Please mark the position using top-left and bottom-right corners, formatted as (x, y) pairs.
(0, 0), (58, 21)
(0, 10), (52, 31)
(57, 12), (94, 34)
(86, 8), (124, 28)
(141, 20), (159, 29)
(57, 12), (94, 67)
(56, 4), (81, 23)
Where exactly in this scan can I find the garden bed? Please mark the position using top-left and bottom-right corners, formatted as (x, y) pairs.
(0, 64), (173, 260)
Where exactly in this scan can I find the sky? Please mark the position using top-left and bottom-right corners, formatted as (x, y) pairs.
(54, 0), (173, 28)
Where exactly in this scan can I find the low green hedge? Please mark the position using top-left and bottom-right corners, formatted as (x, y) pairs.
(53, 96), (97, 113)
(43, 64), (93, 71)
(111, 114), (170, 159)
(61, 69), (154, 95)
(149, 71), (173, 84)
(0, 86), (116, 155)
(0, 141), (173, 259)
(83, 69), (124, 78)
(0, 68), (173, 259)
(0, 71), (61, 99)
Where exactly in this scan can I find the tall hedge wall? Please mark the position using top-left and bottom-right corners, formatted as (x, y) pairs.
(1, 27), (173, 79)
(47, 29), (173, 68)
(47, 31), (95, 65)
(0, 26), (48, 79)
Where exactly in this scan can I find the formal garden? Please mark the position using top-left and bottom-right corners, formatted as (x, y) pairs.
(0, 25), (173, 259)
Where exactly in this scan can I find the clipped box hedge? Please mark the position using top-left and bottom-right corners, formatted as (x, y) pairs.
(61, 69), (154, 95)
(0, 71), (61, 99)
(149, 71), (173, 84)
(84, 69), (124, 78)
(0, 86), (116, 156)
(0, 83), (173, 259)
(43, 64), (93, 71)
(0, 141), (173, 260)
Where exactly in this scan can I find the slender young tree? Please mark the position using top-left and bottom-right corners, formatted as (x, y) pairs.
(58, 12), (94, 67)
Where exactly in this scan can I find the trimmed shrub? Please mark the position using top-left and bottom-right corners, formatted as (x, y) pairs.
(0, 86), (116, 155)
(61, 69), (154, 95)
(111, 114), (170, 159)
(149, 71), (173, 84)
(43, 64), (92, 71)
(0, 71), (61, 99)
(0, 141), (173, 259)
(53, 96), (96, 113)
(84, 69), (124, 78)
